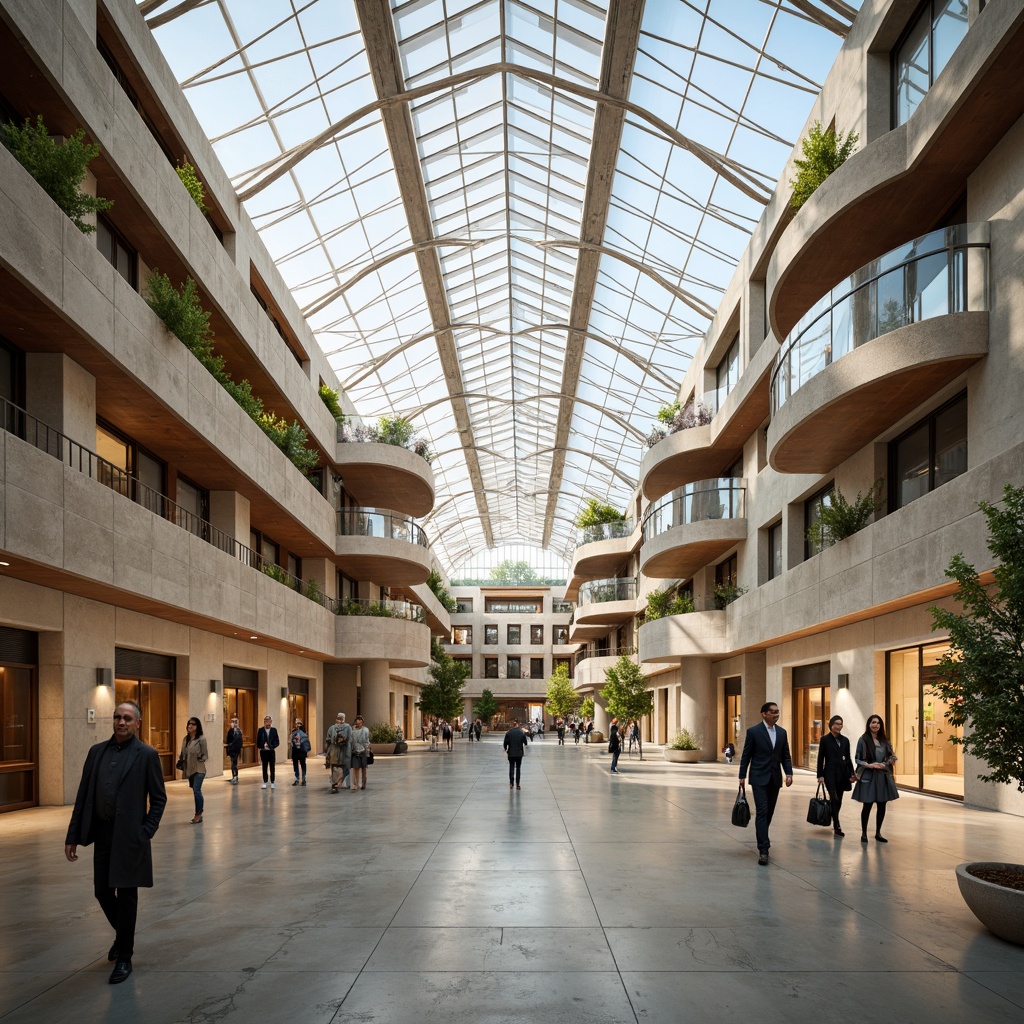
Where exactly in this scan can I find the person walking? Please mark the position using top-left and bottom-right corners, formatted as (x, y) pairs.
(474, 718), (482, 741)
(64, 701), (167, 984)
(443, 719), (453, 751)
(178, 717), (208, 823)
(853, 714), (899, 843)
(429, 718), (439, 751)
(225, 716), (243, 784)
(256, 715), (280, 789)
(556, 718), (565, 745)
(816, 715), (856, 837)
(608, 717), (622, 774)
(350, 715), (370, 790)
(503, 719), (529, 790)
(326, 712), (353, 792)
(289, 719), (311, 786)
(738, 702), (794, 866)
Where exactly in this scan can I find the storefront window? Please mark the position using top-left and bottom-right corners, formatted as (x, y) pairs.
(0, 662), (36, 812)
(792, 662), (830, 769)
(116, 677), (174, 778)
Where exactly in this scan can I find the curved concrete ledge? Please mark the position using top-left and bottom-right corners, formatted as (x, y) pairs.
(568, 619), (610, 643)
(574, 597), (639, 627)
(335, 614), (431, 667)
(640, 518), (747, 580)
(768, 313), (988, 474)
(640, 425), (723, 502)
(768, 4), (1024, 339)
(334, 443), (435, 517)
(569, 529), (639, 583)
(638, 611), (728, 663)
(333, 535), (432, 586)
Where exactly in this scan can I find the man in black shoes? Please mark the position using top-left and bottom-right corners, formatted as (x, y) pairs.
(65, 702), (167, 984)
(739, 702), (793, 866)
(503, 719), (529, 789)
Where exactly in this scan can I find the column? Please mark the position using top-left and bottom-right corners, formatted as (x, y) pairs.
(360, 659), (391, 727)
(25, 353), (96, 450)
(323, 664), (358, 725)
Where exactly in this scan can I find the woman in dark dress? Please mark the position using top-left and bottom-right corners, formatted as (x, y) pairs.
(815, 715), (856, 836)
(852, 713), (899, 843)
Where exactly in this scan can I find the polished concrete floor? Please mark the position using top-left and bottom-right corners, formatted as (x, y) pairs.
(2, 735), (1023, 1023)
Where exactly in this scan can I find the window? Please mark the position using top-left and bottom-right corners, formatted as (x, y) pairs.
(484, 657), (498, 678)
(551, 600), (574, 614)
(484, 625), (498, 645)
(792, 661), (830, 770)
(456, 598), (473, 613)
(715, 334), (740, 410)
(890, 392), (967, 511)
(530, 657), (545, 679)
(97, 216), (137, 288)
(715, 554), (738, 590)
(553, 625), (569, 645)
(507, 624), (521, 645)
(507, 657), (521, 679)
(175, 474), (208, 538)
(452, 626), (472, 645)
(530, 625), (543, 645)
(893, 0), (969, 126)
(485, 598), (542, 613)
(768, 521), (783, 580)
(804, 482), (834, 560)
(249, 529), (279, 569)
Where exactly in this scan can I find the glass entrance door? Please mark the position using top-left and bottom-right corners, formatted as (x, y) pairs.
(793, 686), (829, 769)
(0, 665), (36, 811)
(223, 687), (257, 769)
(115, 676), (174, 779)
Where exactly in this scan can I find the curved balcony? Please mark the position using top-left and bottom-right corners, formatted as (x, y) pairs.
(573, 646), (637, 689)
(334, 441), (435, 517)
(769, 226), (989, 473)
(640, 480), (747, 580)
(575, 578), (639, 626)
(640, 422), (722, 502)
(335, 507), (431, 586)
(638, 611), (728, 663)
(334, 599), (431, 667)
(568, 519), (637, 590)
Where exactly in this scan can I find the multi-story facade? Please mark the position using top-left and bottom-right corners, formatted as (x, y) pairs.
(569, 0), (1024, 817)
(446, 585), (576, 729)
(0, 0), (448, 812)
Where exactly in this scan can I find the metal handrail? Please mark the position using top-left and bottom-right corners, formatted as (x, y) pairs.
(575, 645), (636, 666)
(336, 506), (428, 547)
(642, 479), (747, 543)
(330, 597), (426, 622)
(579, 578), (638, 605)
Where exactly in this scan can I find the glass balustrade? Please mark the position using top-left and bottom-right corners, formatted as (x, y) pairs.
(771, 224), (989, 414)
(575, 519), (635, 547)
(642, 480), (747, 544)
(336, 507), (428, 547)
(579, 578), (638, 606)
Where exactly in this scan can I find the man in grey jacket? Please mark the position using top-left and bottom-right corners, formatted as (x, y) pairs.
(503, 719), (529, 790)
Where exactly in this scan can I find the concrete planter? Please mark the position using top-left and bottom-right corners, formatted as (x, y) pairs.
(955, 863), (1024, 945)
(664, 748), (700, 763)
(370, 742), (404, 757)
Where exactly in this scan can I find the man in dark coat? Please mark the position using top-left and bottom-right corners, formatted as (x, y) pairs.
(65, 701), (167, 984)
(256, 714), (280, 789)
(738, 701), (793, 866)
(225, 715), (243, 784)
(503, 719), (529, 789)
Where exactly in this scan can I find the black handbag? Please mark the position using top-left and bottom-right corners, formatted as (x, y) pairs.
(366, 749), (374, 765)
(731, 785), (751, 827)
(806, 781), (833, 827)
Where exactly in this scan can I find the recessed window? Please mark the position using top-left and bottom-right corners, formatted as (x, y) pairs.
(893, 0), (969, 127)
(530, 657), (545, 679)
(768, 521), (783, 580)
(804, 483), (833, 560)
(890, 392), (967, 511)
(507, 657), (521, 679)
(530, 624), (543, 645)
(484, 657), (498, 678)
(484, 624), (498, 645)
(507, 624), (521, 645)
(715, 334), (740, 411)
(97, 216), (137, 288)
(452, 626), (472, 645)
(553, 625), (569, 645)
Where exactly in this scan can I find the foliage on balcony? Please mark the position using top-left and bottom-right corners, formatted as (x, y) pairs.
(319, 384), (346, 425)
(575, 498), (625, 529)
(338, 599), (397, 618)
(338, 414), (433, 463)
(175, 159), (208, 214)
(669, 728), (702, 751)
(145, 271), (320, 475)
(427, 568), (458, 613)
(789, 121), (859, 210)
(645, 399), (714, 449)
(1, 115), (113, 232)
(645, 587), (696, 621)
(806, 481), (882, 550)
(713, 583), (747, 609)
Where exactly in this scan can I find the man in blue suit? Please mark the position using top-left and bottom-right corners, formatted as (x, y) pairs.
(739, 702), (793, 865)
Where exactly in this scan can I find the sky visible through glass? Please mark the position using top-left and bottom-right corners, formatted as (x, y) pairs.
(144, 0), (858, 577)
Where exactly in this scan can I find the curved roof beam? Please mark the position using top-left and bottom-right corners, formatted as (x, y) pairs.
(234, 63), (772, 205)
(517, 446), (636, 488)
(142, 0), (206, 29)
(786, 0), (855, 37)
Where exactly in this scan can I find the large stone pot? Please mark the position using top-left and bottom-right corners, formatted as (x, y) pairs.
(664, 748), (700, 763)
(370, 742), (404, 757)
(955, 863), (1024, 945)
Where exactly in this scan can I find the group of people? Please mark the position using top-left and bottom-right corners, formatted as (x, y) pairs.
(425, 716), (483, 750)
(738, 702), (899, 865)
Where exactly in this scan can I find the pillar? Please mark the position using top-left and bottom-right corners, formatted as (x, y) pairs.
(209, 490), (250, 547)
(25, 353), (96, 450)
(323, 664), (358, 730)
(360, 659), (391, 727)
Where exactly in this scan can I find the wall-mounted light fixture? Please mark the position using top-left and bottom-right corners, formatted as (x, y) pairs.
(210, 679), (220, 694)
(96, 668), (113, 687)
(838, 673), (849, 689)
(281, 686), (289, 699)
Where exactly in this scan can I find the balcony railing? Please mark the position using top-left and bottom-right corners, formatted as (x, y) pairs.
(771, 224), (990, 414)
(331, 597), (425, 622)
(642, 479), (746, 543)
(336, 507), (428, 547)
(575, 519), (634, 547)
(575, 645), (635, 667)
(552, 600), (575, 614)
(579, 578), (638, 606)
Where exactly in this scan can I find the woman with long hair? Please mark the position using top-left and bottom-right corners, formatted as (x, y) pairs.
(852, 713), (899, 842)
(816, 715), (856, 837)
(179, 717), (208, 824)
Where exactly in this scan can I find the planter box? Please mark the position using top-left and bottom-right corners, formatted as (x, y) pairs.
(664, 748), (700, 763)
(955, 863), (1024, 945)
(370, 742), (404, 757)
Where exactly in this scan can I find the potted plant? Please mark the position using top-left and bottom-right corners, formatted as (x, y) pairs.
(665, 729), (702, 763)
(930, 484), (1024, 945)
(368, 721), (404, 756)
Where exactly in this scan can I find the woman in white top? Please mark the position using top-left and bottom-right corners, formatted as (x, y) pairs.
(350, 715), (371, 790)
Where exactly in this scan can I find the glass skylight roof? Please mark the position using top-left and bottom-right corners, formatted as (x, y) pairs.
(145, 0), (858, 576)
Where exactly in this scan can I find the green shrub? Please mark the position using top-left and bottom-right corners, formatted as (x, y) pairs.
(790, 121), (859, 209)
(1, 115), (113, 232)
(426, 568), (457, 612)
(575, 498), (625, 529)
(175, 160), (209, 214)
(303, 577), (322, 603)
(806, 482), (881, 550)
(669, 728), (702, 750)
(713, 583), (747, 609)
(375, 415), (414, 448)
(368, 721), (402, 744)
(319, 384), (345, 424)
(261, 563), (289, 584)
(645, 588), (695, 621)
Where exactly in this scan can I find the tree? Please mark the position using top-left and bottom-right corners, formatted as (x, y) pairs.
(789, 120), (859, 209)
(579, 696), (594, 720)
(930, 484), (1024, 791)
(473, 688), (499, 725)
(545, 663), (581, 720)
(490, 559), (539, 584)
(418, 642), (468, 724)
(600, 654), (654, 760)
